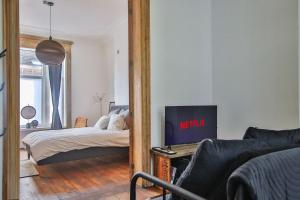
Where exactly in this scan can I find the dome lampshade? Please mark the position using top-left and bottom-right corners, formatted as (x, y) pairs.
(35, 1), (65, 66)
(36, 37), (65, 66)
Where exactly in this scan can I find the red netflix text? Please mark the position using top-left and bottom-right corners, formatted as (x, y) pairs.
(179, 119), (205, 129)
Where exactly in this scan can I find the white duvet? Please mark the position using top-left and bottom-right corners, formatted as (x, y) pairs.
(22, 127), (129, 162)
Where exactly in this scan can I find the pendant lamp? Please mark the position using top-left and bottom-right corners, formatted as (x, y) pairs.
(35, 1), (65, 66)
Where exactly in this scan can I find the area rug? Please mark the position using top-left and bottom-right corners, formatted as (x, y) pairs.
(20, 160), (39, 178)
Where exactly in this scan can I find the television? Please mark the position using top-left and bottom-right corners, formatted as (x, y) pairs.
(165, 106), (217, 146)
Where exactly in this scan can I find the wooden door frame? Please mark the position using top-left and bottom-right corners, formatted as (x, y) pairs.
(3, 0), (151, 199)
(128, 0), (151, 186)
(3, 0), (20, 199)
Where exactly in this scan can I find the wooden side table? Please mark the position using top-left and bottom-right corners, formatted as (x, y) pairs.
(151, 144), (198, 183)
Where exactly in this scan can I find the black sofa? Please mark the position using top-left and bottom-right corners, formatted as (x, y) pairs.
(130, 127), (300, 200)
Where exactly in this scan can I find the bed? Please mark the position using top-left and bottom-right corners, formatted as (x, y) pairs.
(23, 105), (129, 165)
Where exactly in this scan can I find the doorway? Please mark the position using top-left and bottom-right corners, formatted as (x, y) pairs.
(2, 0), (151, 199)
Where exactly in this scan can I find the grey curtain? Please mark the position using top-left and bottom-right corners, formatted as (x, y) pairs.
(48, 65), (62, 129)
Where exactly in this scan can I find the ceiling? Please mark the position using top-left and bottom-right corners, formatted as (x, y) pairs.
(20, 0), (128, 38)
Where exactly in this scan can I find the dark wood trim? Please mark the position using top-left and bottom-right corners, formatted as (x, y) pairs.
(3, 0), (20, 199)
(128, 0), (151, 186)
(66, 50), (72, 128)
(20, 34), (73, 47)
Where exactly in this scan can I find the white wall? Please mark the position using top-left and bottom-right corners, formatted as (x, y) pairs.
(212, 0), (299, 139)
(66, 18), (129, 125)
(103, 19), (129, 106)
(150, 0), (213, 147)
(113, 20), (129, 105)
(71, 37), (113, 126)
(103, 37), (115, 107)
(150, 0), (299, 146)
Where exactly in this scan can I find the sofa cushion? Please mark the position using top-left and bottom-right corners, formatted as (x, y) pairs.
(208, 143), (300, 200)
(243, 127), (300, 145)
(173, 139), (293, 199)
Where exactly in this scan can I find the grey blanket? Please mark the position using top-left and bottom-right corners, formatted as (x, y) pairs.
(227, 147), (300, 200)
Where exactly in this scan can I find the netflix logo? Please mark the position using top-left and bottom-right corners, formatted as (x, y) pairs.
(179, 119), (205, 130)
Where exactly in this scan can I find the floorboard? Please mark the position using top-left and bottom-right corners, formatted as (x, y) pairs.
(20, 150), (160, 200)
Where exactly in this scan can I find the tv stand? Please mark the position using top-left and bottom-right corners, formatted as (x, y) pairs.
(151, 143), (198, 183)
(152, 147), (176, 155)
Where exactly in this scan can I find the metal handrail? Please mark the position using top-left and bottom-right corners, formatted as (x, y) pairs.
(130, 172), (205, 200)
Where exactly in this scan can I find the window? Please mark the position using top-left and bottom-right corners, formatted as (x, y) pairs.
(20, 48), (67, 128)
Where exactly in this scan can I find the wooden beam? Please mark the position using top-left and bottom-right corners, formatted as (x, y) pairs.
(128, 0), (151, 186)
(3, 0), (20, 199)
(19, 34), (73, 53)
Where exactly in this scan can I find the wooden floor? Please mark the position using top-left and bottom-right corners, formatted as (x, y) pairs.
(20, 150), (160, 200)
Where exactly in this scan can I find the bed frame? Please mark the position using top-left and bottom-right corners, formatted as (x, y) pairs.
(25, 105), (129, 165)
(26, 145), (129, 165)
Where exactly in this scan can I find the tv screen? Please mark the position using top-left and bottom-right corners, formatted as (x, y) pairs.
(165, 106), (217, 146)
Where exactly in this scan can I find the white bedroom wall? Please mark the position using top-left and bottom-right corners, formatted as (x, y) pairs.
(101, 15), (129, 106)
(212, 0), (299, 139)
(71, 37), (113, 126)
(102, 37), (115, 107)
(150, 0), (213, 147)
(112, 20), (129, 105)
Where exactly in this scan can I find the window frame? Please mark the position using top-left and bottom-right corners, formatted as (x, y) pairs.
(19, 34), (73, 128)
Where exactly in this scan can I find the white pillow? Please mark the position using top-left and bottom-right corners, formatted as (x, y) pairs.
(108, 109), (120, 117)
(94, 115), (110, 129)
(119, 109), (130, 129)
(107, 113), (126, 131)
(119, 109), (129, 118)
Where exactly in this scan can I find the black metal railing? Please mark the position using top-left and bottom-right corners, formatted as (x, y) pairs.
(130, 172), (205, 200)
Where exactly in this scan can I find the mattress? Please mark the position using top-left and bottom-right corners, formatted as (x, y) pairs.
(22, 127), (129, 162)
